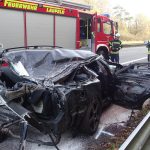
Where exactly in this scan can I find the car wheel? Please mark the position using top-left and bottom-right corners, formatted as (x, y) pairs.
(80, 97), (102, 134)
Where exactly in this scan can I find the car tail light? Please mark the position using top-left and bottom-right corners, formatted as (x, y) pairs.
(1, 59), (9, 67)
(2, 62), (9, 67)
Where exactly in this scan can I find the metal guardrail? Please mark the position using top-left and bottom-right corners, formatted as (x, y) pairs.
(123, 44), (144, 48)
(119, 111), (150, 150)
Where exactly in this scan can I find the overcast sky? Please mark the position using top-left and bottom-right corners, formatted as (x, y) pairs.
(108, 0), (150, 18)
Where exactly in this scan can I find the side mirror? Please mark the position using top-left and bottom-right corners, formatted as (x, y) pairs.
(0, 58), (4, 66)
(0, 44), (4, 57)
(110, 33), (115, 36)
(0, 43), (3, 49)
(115, 22), (118, 33)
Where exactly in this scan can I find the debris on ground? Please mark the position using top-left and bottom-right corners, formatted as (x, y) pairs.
(86, 103), (150, 150)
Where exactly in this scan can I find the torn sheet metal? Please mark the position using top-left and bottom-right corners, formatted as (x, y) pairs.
(4, 49), (95, 81)
(114, 63), (150, 109)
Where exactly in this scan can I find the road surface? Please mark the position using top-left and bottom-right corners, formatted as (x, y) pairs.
(120, 46), (147, 64)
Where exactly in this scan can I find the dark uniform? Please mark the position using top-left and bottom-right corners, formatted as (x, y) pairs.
(109, 39), (122, 63)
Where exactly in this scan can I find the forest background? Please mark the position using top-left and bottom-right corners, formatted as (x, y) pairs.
(72, 0), (150, 43)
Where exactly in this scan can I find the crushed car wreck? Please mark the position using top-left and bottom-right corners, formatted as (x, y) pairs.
(114, 63), (150, 109)
(0, 46), (150, 150)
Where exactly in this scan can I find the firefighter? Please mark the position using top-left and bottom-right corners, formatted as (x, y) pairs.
(109, 33), (122, 63)
(146, 41), (150, 62)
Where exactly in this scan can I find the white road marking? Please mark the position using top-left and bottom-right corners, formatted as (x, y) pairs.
(95, 126), (104, 139)
(121, 57), (147, 65)
(95, 127), (114, 139)
(101, 131), (114, 136)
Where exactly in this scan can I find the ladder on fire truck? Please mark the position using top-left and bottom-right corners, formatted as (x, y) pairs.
(28, 0), (91, 10)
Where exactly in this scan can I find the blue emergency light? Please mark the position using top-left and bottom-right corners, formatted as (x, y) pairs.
(101, 13), (110, 18)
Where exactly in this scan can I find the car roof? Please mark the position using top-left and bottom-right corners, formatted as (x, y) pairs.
(3, 46), (96, 61)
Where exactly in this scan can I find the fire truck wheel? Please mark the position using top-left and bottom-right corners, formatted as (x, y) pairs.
(80, 97), (102, 134)
(97, 50), (109, 60)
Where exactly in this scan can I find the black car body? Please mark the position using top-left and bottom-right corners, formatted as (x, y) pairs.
(114, 63), (150, 109)
(0, 47), (114, 141)
(0, 46), (150, 148)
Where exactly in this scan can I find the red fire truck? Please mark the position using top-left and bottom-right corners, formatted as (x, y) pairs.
(0, 0), (118, 59)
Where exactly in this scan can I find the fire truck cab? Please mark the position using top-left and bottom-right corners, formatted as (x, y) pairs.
(0, 0), (117, 59)
(79, 12), (117, 59)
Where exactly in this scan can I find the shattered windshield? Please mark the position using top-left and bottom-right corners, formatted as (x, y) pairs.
(4, 49), (96, 79)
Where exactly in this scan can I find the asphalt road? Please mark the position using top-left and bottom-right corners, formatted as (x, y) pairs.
(120, 46), (147, 64)
(0, 46), (149, 150)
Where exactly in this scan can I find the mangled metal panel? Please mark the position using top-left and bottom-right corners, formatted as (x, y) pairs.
(114, 63), (150, 109)
(4, 49), (96, 81)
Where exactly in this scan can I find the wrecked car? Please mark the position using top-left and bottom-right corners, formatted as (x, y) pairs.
(0, 46), (150, 149)
(0, 46), (115, 148)
(113, 63), (150, 109)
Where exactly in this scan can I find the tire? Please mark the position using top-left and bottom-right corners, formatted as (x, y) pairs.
(80, 97), (102, 135)
(97, 50), (109, 60)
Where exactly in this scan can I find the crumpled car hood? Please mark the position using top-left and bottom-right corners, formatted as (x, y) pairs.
(4, 49), (96, 82)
